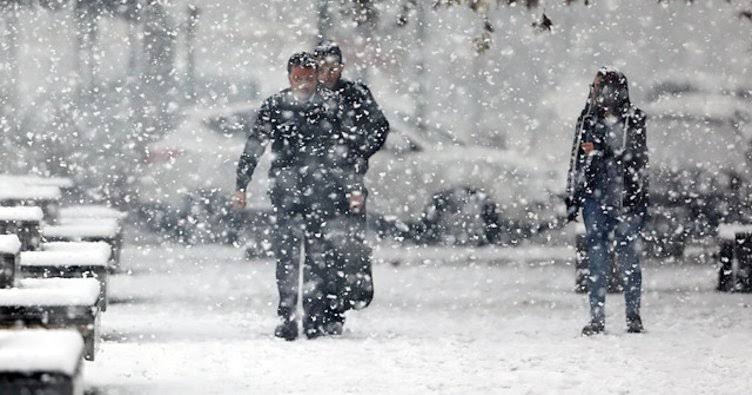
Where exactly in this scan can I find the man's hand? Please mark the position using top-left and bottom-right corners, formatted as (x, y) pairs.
(348, 191), (365, 214)
(231, 191), (247, 210)
(581, 142), (594, 155)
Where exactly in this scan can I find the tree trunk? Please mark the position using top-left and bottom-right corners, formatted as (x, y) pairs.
(414, 0), (427, 134)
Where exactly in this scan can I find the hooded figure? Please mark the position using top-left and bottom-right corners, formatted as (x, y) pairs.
(566, 67), (649, 218)
(565, 67), (649, 336)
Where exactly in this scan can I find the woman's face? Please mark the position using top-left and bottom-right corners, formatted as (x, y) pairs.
(592, 73), (628, 109)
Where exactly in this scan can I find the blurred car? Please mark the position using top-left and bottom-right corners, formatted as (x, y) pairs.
(366, 113), (565, 246)
(135, 101), (271, 244)
(643, 73), (752, 257)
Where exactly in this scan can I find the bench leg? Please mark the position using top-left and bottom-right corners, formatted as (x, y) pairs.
(717, 240), (734, 292)
(81, 314), (100, 361)
(737, 237), (752, 293)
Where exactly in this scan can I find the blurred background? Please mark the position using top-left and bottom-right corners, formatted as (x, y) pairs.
(0, 0), (751, 256)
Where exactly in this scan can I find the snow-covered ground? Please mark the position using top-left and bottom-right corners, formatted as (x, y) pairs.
(84, 237), (752, 394)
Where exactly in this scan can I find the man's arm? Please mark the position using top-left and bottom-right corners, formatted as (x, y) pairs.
(565, 108), (595, 221)
(236, 137), (267, 192)
(353, 83), (389, 159)
(235, 100), (273, 193)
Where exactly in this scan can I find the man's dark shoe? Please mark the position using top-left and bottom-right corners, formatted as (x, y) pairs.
(626, 314), (645, 333)
(323, 320), (344, 336)
(581, 321), (605, 336)
(322, 312), (345, 336)
(305, 326), (325, 340)
(274, 320), (298, 341)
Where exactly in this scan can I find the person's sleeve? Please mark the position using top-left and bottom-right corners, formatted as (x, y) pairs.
(627, 110), (649, 206)
(353, 84), (390, 159)
(565, 112), (587, 206)
(235, 100), (272, 192)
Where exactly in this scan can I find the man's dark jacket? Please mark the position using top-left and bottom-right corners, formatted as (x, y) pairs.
(330, 79), (390, 176)
(235, 87), (341, 193)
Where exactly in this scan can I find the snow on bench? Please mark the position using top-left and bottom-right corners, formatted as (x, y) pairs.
(21, 251), (109, 267)
(41, 241), (112, 262)
(42, 220), (123, 269)
(0, 174), (74, 189)
(0, 206), (43, 251)
(42, 220), (121, 240)
(0, 278), (101, 360)
(0, 185), (61, 202)
(0, 183), (62, 223)
(717, 223), (752, 241)
(0, 235), (21, 289)
(0, 329), (84, 395)
(0, 234), (21, 255)
(0, 278), (99, 306)
(59, 205), (127, 221)
(20, 250), (110, 311)
(0, 206), (44, 222)
(59, 216), (118, 226)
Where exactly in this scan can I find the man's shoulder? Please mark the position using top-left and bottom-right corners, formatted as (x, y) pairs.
(338, 79), (372, 97)
(316, 86), (338, 99)
(312, 86), (340, 108)
(263, 89), (292, 108)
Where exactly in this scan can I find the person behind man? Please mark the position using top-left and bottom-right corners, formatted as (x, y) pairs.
(232, 52), (343, 340)
(565, 67), (649, 336)
(312, 41), (390, 331)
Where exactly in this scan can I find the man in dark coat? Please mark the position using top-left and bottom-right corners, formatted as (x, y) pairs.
(232, 52), (344, 340)
(565, 67), (649, 336)
(312, 41), (390, 333)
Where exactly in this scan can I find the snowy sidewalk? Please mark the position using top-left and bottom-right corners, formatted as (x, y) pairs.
(86, 244), (752, 394)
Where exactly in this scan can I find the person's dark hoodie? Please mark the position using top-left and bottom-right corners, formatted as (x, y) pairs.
(566, 67), (649, 218)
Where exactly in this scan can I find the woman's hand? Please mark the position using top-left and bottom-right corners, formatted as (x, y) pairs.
(231, 191), (247, 210)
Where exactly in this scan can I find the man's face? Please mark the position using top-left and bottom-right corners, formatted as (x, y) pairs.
(289, 66), (318, 99)
(317, 61), (343, 89)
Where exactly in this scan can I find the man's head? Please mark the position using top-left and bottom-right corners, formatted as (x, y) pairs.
(314, 41), (344, 89)
(591, 67), (630, 113)
(287, 52), (318, 100)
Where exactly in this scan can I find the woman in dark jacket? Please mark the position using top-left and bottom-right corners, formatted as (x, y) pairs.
(565, 67), (649, 335)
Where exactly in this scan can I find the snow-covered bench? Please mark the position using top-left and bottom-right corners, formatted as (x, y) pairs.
(0, 235), (21, 289)
(19, 250), (110, 312)
(0, 329), (84, 395)
(42, 219), (123, 269)
(0, 175), (74, 190)
(0, 278), (101, 360)
(716, 223), (752, 293)
(59, 205), (127, 223)
(41, 241), (112, 261)
(0, 184), (62, 223)
(0, 206), (44, 251)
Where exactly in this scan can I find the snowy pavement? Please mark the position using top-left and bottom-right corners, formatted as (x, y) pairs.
(86, 242), (752, 394)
